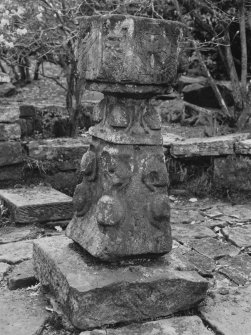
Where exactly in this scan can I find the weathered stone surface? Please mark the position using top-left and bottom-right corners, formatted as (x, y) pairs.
(67, 142), (171, 260)
(0, 82), (17, 97)
(79, 15), (182, 90)
(0, 105), (20, 123)
(8, 259), (37, 290)
(172, 224), (215, 244)
(162, 132), (184, 147)
(222, 225), (251, 248)
(86, 81), (170, 96)
(171, 208), (205, 224)
(0, 285), (49, 335)
(0, 186), (73, 224)
(0, 141), (23, 167)
(0, 226), (33, 244)
(174, 248), (216, 276)
(89, 96), (162, 145)
(28, 137), (89, 162)
(235, 138), (251, 154)
(0, 262), (10, 280)
(0, 240), (34, 264)
(217, 254), (251, 285)
(200, 285), (251, 335)
(171, 133), (249, 157)
(34, 236), (208, 330)
(0, 123), (21, 141)
(80, 316), (213, 335)
(214, 156), (251, 192)
(188, 237), (239, 260)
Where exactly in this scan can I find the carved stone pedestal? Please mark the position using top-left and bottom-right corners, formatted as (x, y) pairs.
(66, 95), (172, 260)
(33, 14), (208, 331)
(65, 13), (184, 260)
(34, 236), (208, 330)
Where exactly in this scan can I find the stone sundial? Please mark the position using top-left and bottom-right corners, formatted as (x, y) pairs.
(33, 14), (208, 332)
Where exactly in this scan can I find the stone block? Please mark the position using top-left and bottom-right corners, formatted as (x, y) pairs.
(0, 123), (21, 141)
(188, 238), (240, 260)
(79, 15), (182, 90)
(171, 133), (249, 157)
(171, 223), (215, 244)
(28, 137), (89, 166)
(0, 141), (23, 167)
(217, 254), (251, 285)
(0, 186), (73, 224)
(66, 143), (171, 260)
(199, 285), (251, 335)
(222, 225), (251, 248)
(0, 285), (49, 335)
(0, 240), (34, 264)
(8, 260), (38, 290)
(0, 105), (20, 123)
(235, 138), (251, 154)
(19, 118), (35, 137)
(33, 236), (209, 330)
(80, 316), (213, 335)
(0, 226), (33, 244)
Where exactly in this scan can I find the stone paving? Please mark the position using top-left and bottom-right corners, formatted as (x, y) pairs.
(0, 196), (251, 334)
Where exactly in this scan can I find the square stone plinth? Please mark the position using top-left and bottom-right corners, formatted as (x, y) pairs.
(0, 186), (73, 223)
(33, 236), (208, 331)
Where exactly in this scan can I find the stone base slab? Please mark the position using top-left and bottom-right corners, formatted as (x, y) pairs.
(0, 186), (73, 224)
(33, 236), (208, 331)
(80, 316), (213, 335)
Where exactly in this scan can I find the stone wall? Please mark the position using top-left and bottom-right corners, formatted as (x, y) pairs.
(0, 105), (24, 187)
(0, 104), (91, 194)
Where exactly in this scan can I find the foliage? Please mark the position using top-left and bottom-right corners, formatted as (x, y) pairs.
(1, 0), (251, 131)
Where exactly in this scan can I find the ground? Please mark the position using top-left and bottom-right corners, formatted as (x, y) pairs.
(0, 195), (251, 335)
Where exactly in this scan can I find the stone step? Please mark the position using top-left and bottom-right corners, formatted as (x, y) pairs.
(0, 186), (73, 224)
(170, 133), (250, 157)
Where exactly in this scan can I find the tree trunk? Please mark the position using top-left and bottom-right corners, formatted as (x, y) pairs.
(224, 32), (243, 112)
(239, 0), (248, 100)
(34, 59), (42, 80)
